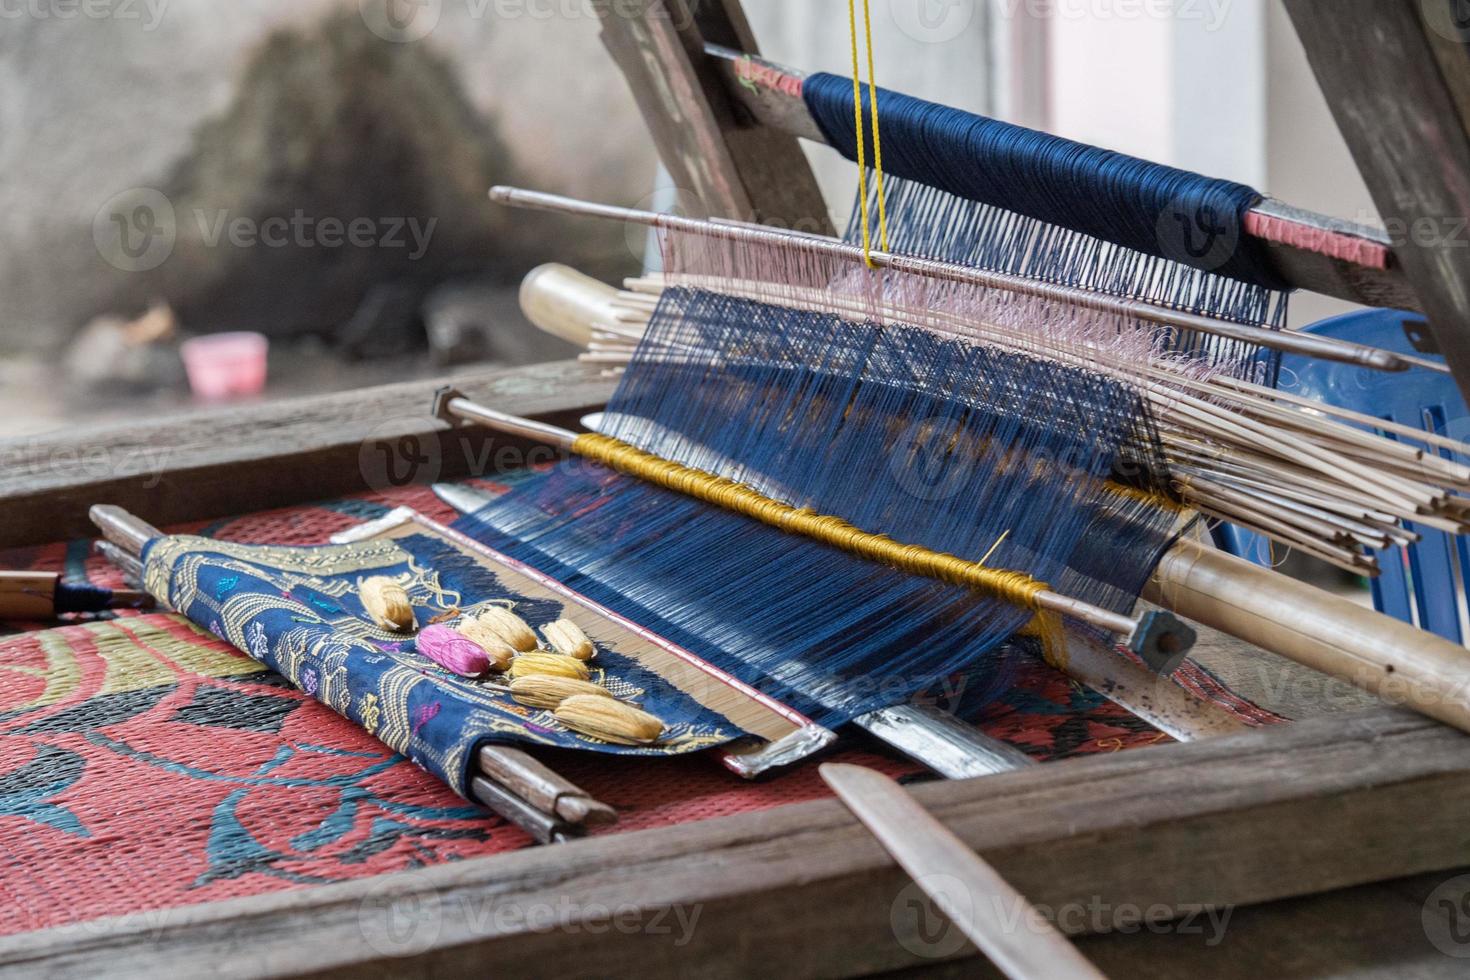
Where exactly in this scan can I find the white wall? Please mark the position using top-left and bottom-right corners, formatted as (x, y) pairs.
(1171, 0), (1266, 187)
(1048, 3), (1175, 163)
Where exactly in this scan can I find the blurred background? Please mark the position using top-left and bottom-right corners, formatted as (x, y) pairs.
(0, 0), (1376, 434)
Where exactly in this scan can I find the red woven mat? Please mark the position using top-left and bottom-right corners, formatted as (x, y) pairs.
(0, 482), (1255, 935)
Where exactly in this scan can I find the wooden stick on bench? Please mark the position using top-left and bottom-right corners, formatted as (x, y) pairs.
(822, 763), (1106, 980)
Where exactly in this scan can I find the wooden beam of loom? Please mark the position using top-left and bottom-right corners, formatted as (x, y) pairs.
(1284, 0), (1470, 402)
(0, 360), (615, 550)
(0, 706), (1464, 977)
(597, 0), (835, 234)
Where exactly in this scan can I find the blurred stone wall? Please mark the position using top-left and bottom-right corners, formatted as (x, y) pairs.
(0, 0), (993, 355)
(0, 0), (657, 353)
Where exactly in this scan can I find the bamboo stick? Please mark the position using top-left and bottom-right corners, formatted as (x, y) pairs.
(1185, 501), (1377, 575)
(1215, 375), (1470, 457)
(1146, 540), (1470, 734)
(1178, 469), (1411, 545)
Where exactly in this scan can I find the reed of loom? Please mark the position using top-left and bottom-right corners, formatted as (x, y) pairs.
(495, 187), (1422, 375)
(87, 505), (617, 845)
(494, 263), (1470, 738)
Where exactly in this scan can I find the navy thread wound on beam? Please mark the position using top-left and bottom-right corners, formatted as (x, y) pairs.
(802, 72), (1291, 296)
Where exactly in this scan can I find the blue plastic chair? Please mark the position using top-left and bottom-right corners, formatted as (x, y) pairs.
(1212, 308), (1470, 642)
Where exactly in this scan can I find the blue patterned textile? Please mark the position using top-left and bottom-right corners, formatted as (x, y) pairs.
(142, 529), (741, 797)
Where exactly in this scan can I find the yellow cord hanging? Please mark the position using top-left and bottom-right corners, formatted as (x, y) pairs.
(848, 0), (890, 267)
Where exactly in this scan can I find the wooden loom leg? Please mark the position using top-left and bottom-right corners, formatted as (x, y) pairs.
(598, 0), (834, 233)
(1284, 0), (1470, 403)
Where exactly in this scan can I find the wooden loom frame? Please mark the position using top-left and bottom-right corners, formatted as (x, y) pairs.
(5, 0), (1470, 974)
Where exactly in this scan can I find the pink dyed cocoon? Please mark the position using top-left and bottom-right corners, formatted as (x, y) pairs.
(416, 625), (493, 678)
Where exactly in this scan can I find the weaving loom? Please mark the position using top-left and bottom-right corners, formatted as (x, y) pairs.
(10, 1), (1470, 974)
(83, 0), (1470, 853)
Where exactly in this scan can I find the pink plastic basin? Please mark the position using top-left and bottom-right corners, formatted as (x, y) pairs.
(180, 332), (269, 401)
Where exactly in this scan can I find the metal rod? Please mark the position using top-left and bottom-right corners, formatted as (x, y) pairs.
(443, 396), (577, 451)
(95, 540), (146, 589)
(488, 185), (1418, 374)
(435, 391), (1195, 662)
(89, 504), (160, 557)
